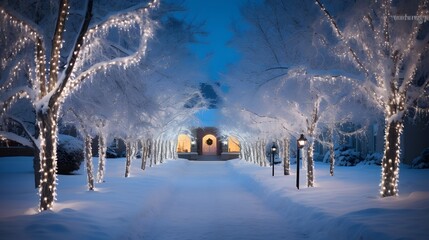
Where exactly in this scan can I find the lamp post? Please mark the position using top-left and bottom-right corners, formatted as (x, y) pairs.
(296, 134), (307, 189)
(271, 142), (277, 176)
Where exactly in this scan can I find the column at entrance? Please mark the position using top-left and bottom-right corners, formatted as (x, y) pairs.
(202, 134), (217, 155)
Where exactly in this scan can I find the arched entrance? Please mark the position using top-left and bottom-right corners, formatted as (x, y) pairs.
(202, 134), (217, 155)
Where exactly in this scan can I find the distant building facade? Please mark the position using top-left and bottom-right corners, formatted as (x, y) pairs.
(177, 127), (240, 160)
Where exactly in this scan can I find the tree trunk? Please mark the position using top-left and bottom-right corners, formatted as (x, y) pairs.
(243, 144), (248, 161)
(169, 140), (173, 159)
(153, 139), (158, 165)
(259, 140), (265, 167)
(37, 109), (59, 211)
(251, 143), (257, 165)
(329, 143), (335, 176)
(149, 139), (154, 167)
(255, 141), (261, 165)
(283, 138), (290, 175)
(241, 143), (245, 160)
(261, 139), (267, 167)
(159, 139), (164, 163)
(380, 120), (402, 197)
(246, 144), (251, 162)
(125, 141), (131, 177)
(247, 143), (251, 163)
(173, 140), (178, 159)
(33, 148), (41, 189)
(85, 135), (94, 190)
(307, 141), (314, 187)
(328, 128), (335, 176)
(97, 133), (106, 183)
(141, 139), (147, 170)
(160, 140), (165, 163)
(168, 140), (173, 159)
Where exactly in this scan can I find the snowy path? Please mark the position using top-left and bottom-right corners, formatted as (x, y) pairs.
(123, 161), (306, 240)
(2, 157), (427, 239)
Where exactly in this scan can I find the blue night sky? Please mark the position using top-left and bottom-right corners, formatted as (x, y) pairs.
(179, 0), (248, 126)
(182, 0), (247, 81)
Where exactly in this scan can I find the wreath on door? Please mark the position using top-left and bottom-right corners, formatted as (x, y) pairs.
(206, 138), (213, 146)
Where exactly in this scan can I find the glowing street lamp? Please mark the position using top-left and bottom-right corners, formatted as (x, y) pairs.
(271, 142), (277, 176)
(296, 134), (307, 189)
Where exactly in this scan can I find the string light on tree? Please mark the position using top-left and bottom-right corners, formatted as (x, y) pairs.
(0, 0), (159, 211)
(315, 0), (429, 197)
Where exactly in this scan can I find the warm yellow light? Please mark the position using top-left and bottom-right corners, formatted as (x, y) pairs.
(228, 136), (240, 152)
(177, 134), (191, 153)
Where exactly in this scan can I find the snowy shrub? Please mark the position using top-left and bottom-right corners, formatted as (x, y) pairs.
(105, 139), (126, 158)
(359, 152), (383, 166)
(323, 145), (362, 166)
(411, 148), (429, 169)
(106, 147), (118, 158)
(57, 134), (84, 174)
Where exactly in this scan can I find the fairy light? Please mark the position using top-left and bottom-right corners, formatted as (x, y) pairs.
(0, 90), (30, 119)
(0, 37), (33, 67)
(314, 0), (429, 197)
(307, 143), (315, 187)
(0, 7), (40, 42)
(283, 138), (290, 175)
(85, 135), (94, 190)
(97, 133), (106, 183)
(0, 60), (26, 91)
(329, 142), (335, 176)
(1, 0), (158, 211)
(380, 120), (403, 197)
(37, 108), (59, 211)
(59, 6), (156, 104)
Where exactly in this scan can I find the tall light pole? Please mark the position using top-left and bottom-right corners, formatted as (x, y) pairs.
(296, 134), (307, 189)
(271, 142), (277, 176)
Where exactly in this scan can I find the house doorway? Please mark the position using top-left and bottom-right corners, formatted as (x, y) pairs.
(202, 134), (217, 155)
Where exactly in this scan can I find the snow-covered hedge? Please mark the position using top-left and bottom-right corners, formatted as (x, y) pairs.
(411, 148), (429, 169)
(323, 145), (362, 166)
(359, 152), (383, 166)
(57, 134), (84, 174)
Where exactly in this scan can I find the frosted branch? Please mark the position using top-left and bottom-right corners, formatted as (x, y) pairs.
(35, 37), (47, 98)
(0, 35), (32, 68)
(0, 131), (33, 148)
(315, 0), (369, 76)
(0, 6), (42, 42)
(47, 0), (69, 93)
(1, 114), (37, 148)
(59, 1), (158, 103)
(0, 59), (26, 92)
(0, 87), (32, 117)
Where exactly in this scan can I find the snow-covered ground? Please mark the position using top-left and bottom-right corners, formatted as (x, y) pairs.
(0, 156), (428, 239)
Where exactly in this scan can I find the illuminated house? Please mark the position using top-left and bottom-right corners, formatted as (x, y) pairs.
(177, 127), (240, 160)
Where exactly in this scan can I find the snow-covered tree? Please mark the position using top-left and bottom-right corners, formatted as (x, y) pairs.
(315, 0), (429, 197)
(223, 0), (378, 188)
(0, 0), (158, 211)
(61, 4), (206, 178)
